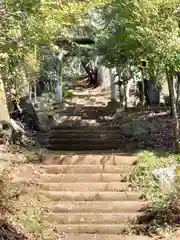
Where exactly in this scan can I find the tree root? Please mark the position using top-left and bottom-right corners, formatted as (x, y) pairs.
(0, 119), (28, 147)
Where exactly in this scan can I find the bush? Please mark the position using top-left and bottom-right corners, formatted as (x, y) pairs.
(131, 151), (180, 237)
(63, 90), (74, 99)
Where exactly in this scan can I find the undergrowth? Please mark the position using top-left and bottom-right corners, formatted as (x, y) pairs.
(131, 151), (180, 239)
(0, 166), (58, 239)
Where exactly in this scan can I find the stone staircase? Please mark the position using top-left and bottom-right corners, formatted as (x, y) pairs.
(48, 126), (123, 151)
(27, 89), (153, 239)
(48, 104), (122, 151)
(37, 154), (151, 239)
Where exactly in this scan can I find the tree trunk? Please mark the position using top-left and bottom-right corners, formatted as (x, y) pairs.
(81, 60), (98, 87)
(176, 73), (180, 108)
(110, 69), (117, 102)
(0, 75), (10, 122)
(167, 74), (180, 151)
(167, 76), (176, 117)
(124, 80), (128, 111)
(0, 74), (28, 146)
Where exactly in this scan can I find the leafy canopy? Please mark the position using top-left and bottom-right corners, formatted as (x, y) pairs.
(96, 0), (180, 79)
(0, 0), (109, 90)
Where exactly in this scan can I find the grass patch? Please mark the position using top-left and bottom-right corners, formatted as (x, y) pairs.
(131, 151), (180, 239)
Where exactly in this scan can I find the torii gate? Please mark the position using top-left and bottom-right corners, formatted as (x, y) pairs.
(55, 36), (117, 102)
(55, 37), (95, 102)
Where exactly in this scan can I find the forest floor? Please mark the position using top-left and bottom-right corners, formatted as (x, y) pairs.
(110, 106), (178, 155)
(0, 149), (61, 240)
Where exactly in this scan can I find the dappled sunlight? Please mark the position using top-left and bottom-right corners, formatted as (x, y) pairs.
(1, 0), (180, 238)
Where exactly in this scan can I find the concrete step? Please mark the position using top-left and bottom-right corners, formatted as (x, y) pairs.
(50, 129), (121, 134)
(40, 182), (131, 192)
(49, 139), (122, 145)
(53, 224), (147, 234)
(46, 212), (148, 224)
(50, 201), (148, 213)
(40, 173), (129, 183)
(39, 165), (132, 174)
(40, 191), (143, 201)
(49, 129), (122, 139)
(48, 144), (123, 151)
(42, 154), (137, 166)
(55, 234), (153, 240)
(53, 107), (110, 113)
(51, 116), (112, 121)
(68, 92), (109, 97)
(52, 113), (111, 118)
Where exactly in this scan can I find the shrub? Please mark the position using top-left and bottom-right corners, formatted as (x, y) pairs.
(131, 151), (179, 237)
(63, 90), (74, 99)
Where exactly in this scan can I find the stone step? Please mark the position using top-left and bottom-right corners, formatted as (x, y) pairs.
(52, 116), (112, 122)
(70, 92), (109, 97)
(40, 182), (131, 192)
(53, 224), (147, 234)
(50, 129), (120, 133)
(48, 144), (123, 151)
(53, 112), (110, 117)
(39, 165), (132, 174)
(46, 212), (148, 224)
(53, 121), (112, 127)
(50, 133), (122, 139)
(40, 173), (129, 183)
(50, 201), (148, 213)
(42, 154), (137, 166)
(54, 234), (153, 240)
(49, 139), (122, 145)
(53, 105), (108, 109)
(41, 191), (143, 201)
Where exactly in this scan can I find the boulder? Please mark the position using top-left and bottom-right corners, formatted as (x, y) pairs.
(8, 96), (41, 131)
(152, 165), (180, 193)
(120, 120), (152, 137)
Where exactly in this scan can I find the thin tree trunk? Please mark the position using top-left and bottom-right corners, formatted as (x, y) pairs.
(167, 76), (176, 117)
(141, 79), (145, 106)
(167, 74), (180, 151)
(0, 74), (10, 122)
(81, 60), (98, 87)
(176, 73), (180, 108)
(124, 80), (128, 111)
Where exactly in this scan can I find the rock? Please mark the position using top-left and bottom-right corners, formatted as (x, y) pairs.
(106, 100), (120, 113)
(152, 165), (180, 193)
(120, 120), (152, 137)
(8, 96), (41, 131)
(19, 97), (41, 131)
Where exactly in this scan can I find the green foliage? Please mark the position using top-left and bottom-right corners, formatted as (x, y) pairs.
(96, 0), (180, 81)
(63, 90), (74, 99)
(62, 56), (85, 83)
(22, 203), (52, 239)
(0, 0), (109, 96)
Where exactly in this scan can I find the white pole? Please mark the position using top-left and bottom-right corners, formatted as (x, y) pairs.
(34, 84), (37, 103)
(55, 51), (64, 102)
